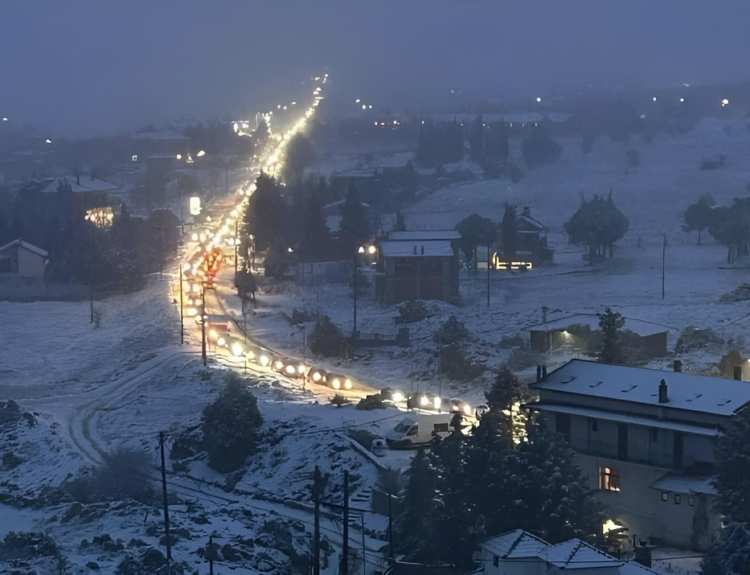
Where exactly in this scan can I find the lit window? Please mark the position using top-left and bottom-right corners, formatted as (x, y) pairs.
(661, 493), (669, 502)
(599, 467), (620, 492)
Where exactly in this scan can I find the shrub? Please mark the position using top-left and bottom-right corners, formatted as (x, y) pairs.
(498, 333), (526, 350)
(356, 393), (387, 410)
(433, 315), (469, 345)
(202, 375), (264, 473)
(439, 344), (484, 382)
(330, 394), (351, 408)
(396, 301), (431, 324)
(675, 326), (724, 354)
(65, 448), (154, 504)
(308, 314), (345, 357)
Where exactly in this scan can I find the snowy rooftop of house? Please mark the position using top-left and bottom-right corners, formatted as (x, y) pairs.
(532, 359), (750, 417)
(380, 240), (454, 258)
(524, 314), (673, 336)
(480, 530), (663, 573)
(25, 176), (119, 194)
(650, 474), (717, 496)
(0, 239), (48, 258)
(387, 230), (461, 241)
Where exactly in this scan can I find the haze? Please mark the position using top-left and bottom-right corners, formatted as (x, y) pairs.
(2, 1), (750, 136)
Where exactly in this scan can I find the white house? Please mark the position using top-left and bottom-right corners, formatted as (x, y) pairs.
(528, 359), (750, 551)
(0, 239), (48, 278)
(477, 529), (664, 575)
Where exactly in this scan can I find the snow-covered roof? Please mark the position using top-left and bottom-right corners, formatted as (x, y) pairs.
(0, 239), (48, 258)
(515, 214), (545, 231)
(480, 530), (664, 573)
(25, 176), (118, 194)
(532, 359), (750, 417)
(525, 314), (673, 336)
(387, 230), (461, 241)
(480, 529), (548, 559)
(530, 403), (720, 437)
(650, 474), (717, 496)
(380, 240), (454, 258)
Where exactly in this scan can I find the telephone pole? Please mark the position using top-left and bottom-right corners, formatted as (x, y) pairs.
(388, 492), (394, 559)
(201, 285), (207, 366)
(159, 432), (172, 570)
(661, 231), (666, 300)
(179, 263), (184, 345)
(487, 244), (491, 306)
(313, 466), (322, 575)
(341, 470), (349, 575)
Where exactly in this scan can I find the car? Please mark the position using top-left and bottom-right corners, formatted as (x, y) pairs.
(325, 373), (352, 390)
(272, 357), (307, 378)
(379, 387), (407, 405)
(450, 398), (473, 416)
(410, 392), (449, 411)
(306, 367), (328, 385)
(244, 345), (273, 367)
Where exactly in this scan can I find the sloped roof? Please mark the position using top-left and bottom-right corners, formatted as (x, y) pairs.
(479, 530), (549, 559)
(524, 314), (673, 336)
(388, 230), (462, 241)
(380, 240), (454, 258)
(546, 538), (621, 570)
(531, 359), (750, 417)
(0, 239), (48, 258)
(515, 214), (545, 231)
(650, 474), (717, 496)
(24, 176), (118, 194)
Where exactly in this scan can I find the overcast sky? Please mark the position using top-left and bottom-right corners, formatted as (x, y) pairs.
(2, 1), (750, 137)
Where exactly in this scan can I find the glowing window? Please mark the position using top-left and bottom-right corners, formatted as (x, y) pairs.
(599, 467), (620, 492)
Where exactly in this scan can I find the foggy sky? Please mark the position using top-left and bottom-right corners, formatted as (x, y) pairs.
(2, 1), (750, 138)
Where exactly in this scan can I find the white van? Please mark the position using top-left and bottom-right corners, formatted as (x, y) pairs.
(391, 412), (455, 448)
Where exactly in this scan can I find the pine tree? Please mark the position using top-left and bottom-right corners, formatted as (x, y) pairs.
(339, 185), (371, 254)
(244, 172), (284, 252)
(702, 522), (750, 575)
(713, 407), (750, 524)
(597, 307), (625, 364)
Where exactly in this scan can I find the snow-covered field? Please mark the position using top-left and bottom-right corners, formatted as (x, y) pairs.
(4, 116), (749, 573)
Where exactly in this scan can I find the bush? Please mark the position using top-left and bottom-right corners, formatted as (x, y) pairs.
(434, 315), (469, 345)
(330, 394), (351, 408)
(202, 375), (264, 473)
(0, 531), (59, 561)
(439, 344), (484, 382)
(396, 301), (431, 324)
(498, 333), (526, 350)
(675, 326), (724, 354)
(65, 448), (154, 504)
(356, 393), (387, 410)
(308, 314), (345, 357)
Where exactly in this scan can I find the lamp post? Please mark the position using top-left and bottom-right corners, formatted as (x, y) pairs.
(201, 284), (207, 366)
(353, 247), (365, 344)
(179, 263), (184, 345)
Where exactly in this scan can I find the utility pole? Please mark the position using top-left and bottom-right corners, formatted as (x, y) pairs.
(208, 535), (215, 575)
(234, 219), (239, 275)
(487, 244), (491, 307)
(388, 492), (394, 559)
(342, 470), (349, 575)
(352, 251), (358, 345)
(301, 322), (307, 390)
(89, 282), (94, 323)
(662, 231), (666, 300)
(201, 285), (207, 366)
(159, 432), (172, 571)
(179, 263), (184, 345)
(313, 466), (321, 575)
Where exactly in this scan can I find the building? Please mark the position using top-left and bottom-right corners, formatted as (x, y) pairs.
(528, 359), (750, 551)
(377, 230), (461, 305)
(525, 314), (670, 360)
(477, 529), (663, 575)
(494, 207), (551, 270)
(0, 239), (48, 279)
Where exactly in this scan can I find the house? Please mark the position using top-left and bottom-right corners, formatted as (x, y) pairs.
(527, 359), (750, 551)
(0, 239), (48, 279)
(524, 314), (671, 360)
(477, 529), (664, 575)
(377, 230), (460, 305)
(494, 207), (551, 270)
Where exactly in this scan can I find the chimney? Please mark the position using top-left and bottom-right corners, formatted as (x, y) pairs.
(673, 360), (682, 373)
(76, 173), (80, 185)
(536, 365), (547, 381)
(523, 206), (531, 218)
(734, 365), (743, 381)
(658, 379), (668, 403)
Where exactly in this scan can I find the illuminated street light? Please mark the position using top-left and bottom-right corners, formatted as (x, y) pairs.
(196, 150), (206, 157)
(680, 98), (685, 103)
(176, 154), (182, 160)
(536, 97), (542, 103)
(45, 139), (52, 144)
(356, 99), (361, 103)
(362, 105), (367, 110)
(652, 97), (657, 102)
(2, 117), (7, 122)
(722, 98), (730, 107)
(368, 245), (377, 255)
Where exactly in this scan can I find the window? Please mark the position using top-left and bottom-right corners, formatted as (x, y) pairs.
(688, 496), (695, 506)
(493, 556), (499, 567)
(599, 467), (620, 492)
(674, 494), (681, 504)
(590, 419), (598, 432)
(661, 493), (669, 502)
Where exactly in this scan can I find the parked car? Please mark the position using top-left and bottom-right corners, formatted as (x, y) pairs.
(273, 357), (306, 378)
(306, 367), (328, 385)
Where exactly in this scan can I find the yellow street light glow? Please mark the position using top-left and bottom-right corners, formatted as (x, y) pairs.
(344, 379), (352, 390)
(463, 404), (472, 415)
(217, 337), (226, 347)
(191, 233), (198, 241)
(392, 392), (404, 403)
(196, 150), (206, 157)
(368, 245), (376, 255)
(313, 372), (322, 381)
(259, 355), (270, 366)
(285, 365), (296, 375)
(209, 329), (218, 340)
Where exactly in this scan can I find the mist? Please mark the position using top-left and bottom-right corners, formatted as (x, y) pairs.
(2, 1), (750, 137)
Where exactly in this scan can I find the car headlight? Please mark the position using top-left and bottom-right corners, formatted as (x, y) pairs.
(344, 379), (352, 390)
(420, 396), (430, 407)
(259, 355), (270, 366)
(285, 365), (296, 375)
(392, 392), (404, 403)
(332, 379), (341, 389)
(231, 344), (243, 357)
(313, 372), (322, 382)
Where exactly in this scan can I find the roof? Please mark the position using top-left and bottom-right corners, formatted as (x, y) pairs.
(531, 359), (750, 417)
(380, 240), (454, 258)
(332, 169), (376, 179)
(24, 176), (118, 194)
(525, 314), (673, 336)
(479, 530), (550, 559)
(388, 230), (462, 241)
(515, 214), (545, 232)
(480, 531), (664, 573)
(529, 403), (720, 437)
(650, 474), (717, 496)
(0, 239), (48, 258)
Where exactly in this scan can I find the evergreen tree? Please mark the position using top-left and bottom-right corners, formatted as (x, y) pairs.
(597, 307), (625, 364)
(456, 213), (497, 271)
(308, 314), (344, 357)
(713, 407), (750, 524)
(300, 182), (331, 262)
(708, 198), (750, 264)
(564, 193), (629, 264)
(282, 133), (316, 186)
(339, 185), (371, 254)
(244, 172), (284, 252)
(501, 203), (517, 260)
(683, 195), (716, 245)
(485, 366), (523, 412)
(702, 522), (750, 575)
(394, 449), (441, 561)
